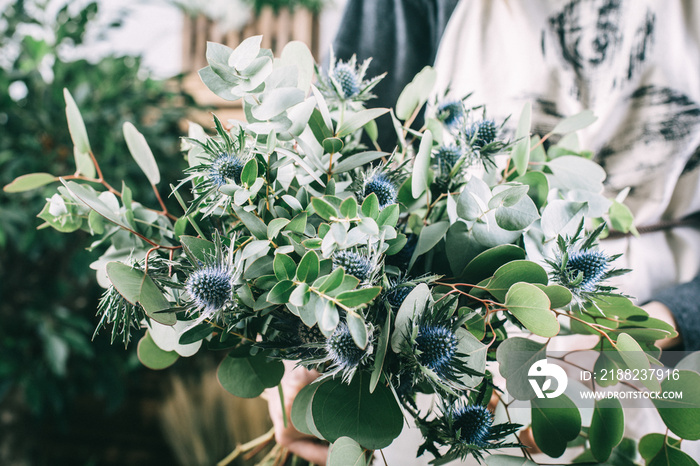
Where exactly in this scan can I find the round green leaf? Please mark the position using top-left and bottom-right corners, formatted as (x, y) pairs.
(311, 373), (403, 449)
(589, 397), (624, 462)
(217, 352), (285, 398)
(533, 284), (573, 309)
(323, 137), (344, 154)
(458, 244), (526, 284)
(652, 370), (700, 440)
(291, 382), (323, 437)
(505, 282), (559, 337)
(531, 394), (582, 458)
(496, 337), (547, 400)
(486, 260), (548, 302)
(137, 332), (178, 370)
(328, 437), (371, 466)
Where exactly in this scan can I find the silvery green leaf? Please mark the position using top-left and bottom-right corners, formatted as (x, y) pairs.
(336, 108), (389, 138)
(511, 102), (532, 176)
(206, 41), (235, 78)
(395, 66), (437, 120)
(251, 87), (305, 121)
(541, 200), (588, 239)
(551, 109), (597, 134)
(232, 57), (273, 94)
(123, 122), (160, 185)
(472, 211), (521, 247)
(241, 240), (271, 262)
(391, 283), (430, 353)
(568, 189), (612, 218)
(489, 184), (529, 209)
(63, 88), (95, 178)
(246, 114), (292, 135)
(265, 65), (298, 90)
(281, 97), (316, 140)
(494, 195), (540, 231)
(547, 156), (606, 192)
(280, 41), (315, 94)
(333, 151), (387, 174)
(198, 66), (241, 101)
(228, 35), (262, 71)
(411, 129), (433, 199)
(456, 176), (491, 221)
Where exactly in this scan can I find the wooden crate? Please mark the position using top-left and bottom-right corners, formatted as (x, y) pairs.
(181, 6), (320, 123)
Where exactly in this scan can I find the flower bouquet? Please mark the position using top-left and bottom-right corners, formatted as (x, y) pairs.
(6, 36), (700, 465)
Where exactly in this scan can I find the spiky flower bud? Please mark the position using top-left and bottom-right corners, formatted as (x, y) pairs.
(326, 323), (365, 369)
(452, 405), (494, 447)
(435, 144), (463, 172)
(466, 120), (498, 149)
(437, 100), (465, 128)
(386, 284), (414, 310)
(415, 325), (458, 377)
(332, 250), (373, 281)
(186, 265), (233, 312)
(210, 153), (244, 186)
(566, 250), (608, 292)
(297, 323), (324, 345)
(332, 62), (361, 98)
(363, 174), (398, 209)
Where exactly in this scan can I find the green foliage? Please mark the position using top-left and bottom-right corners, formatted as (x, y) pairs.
(6, 26), (691, 465)
(0, 0), (195, 417)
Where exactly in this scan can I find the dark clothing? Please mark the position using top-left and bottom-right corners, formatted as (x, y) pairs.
(332, 0), (460, 150)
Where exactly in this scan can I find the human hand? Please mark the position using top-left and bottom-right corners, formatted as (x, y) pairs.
(264, 361), (329, 465)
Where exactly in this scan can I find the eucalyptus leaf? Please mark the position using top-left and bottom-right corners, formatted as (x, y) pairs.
(217, 351), (284, 398)
(123, 122), (160, 185)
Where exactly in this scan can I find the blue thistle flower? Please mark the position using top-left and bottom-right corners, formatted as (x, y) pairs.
(387, 233), (417, 268)
(362, 174), (398, 209)
(415, 325), (458, 378)
(331, 62), (361, 98)
(435, 144), (463, 172)
(385, 283), (414, 310)
(209, 153), (244, 186)
(437, 100), (465, 128)
(326, 323), (366, 369)
(185, 264), (233, 313)
(452, 405), (494, 447)
(566, 250), (608, 292)
(466, 119), (498, 149)
(332, 250), (374, 281)
(546, 222), (627, 302)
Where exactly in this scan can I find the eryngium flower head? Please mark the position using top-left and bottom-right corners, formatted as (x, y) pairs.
(566, 250), (608, 292)
(437, 99), (465, 128)
(385, 282), (415, 310)
(416, 398), (521, 464)
(186, 264), (233, 313)
(316, 49), (386, 106)
(415, 325), (458, 378)
(323, 322), (374, 382)
(546, 221), (628, 302)
(361, 174), (398, 209)
(435, 144), (463, 172)
(466, 119), (498, 149)
(332, 250), (374, 281)
(327, 323), (366, 368)
(209, 153), (244, 186)
(452, 404), (494, 447)
(331, 62), (360, 98)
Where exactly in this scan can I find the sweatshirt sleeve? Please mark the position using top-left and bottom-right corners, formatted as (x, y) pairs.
(331, 0), (459, 150)
(652, 274), (700, 351)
